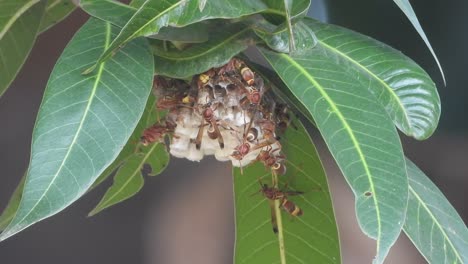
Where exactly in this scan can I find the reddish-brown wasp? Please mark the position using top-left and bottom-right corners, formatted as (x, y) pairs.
(194, 102), (225, 150)
(140, 121), (176, 146)
(256, 145), (287, 175)
(256, 180), (304, 233)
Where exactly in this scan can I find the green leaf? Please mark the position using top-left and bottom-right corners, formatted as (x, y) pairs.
(80, 0), (269, 29)
(253, 19), (317, 54)
(0, 18), (154, 241)
(260, 47), (408, 264)
(393, 0), (445, 84)
(38, 0), (76, 33)
(243, 59), (315, 126)
(233, 118), (340, 263)
(0, 174), (25, 231)
(82, 0), (189, 74)
(152, 24), (251, 79)
(403, 158), (468, 264)
(149, 23), (209, 43)
(80, 0), (137, 29)
(261, 0), (310, 27)
(304, 18), (440, 140)
(89, 94), (160, 190)
(0, 0), (46, 97)
(89, 142), (169, 216)
(79, 0), (210, 43)
(129, 0), (146, 8)
(80, 0), (273, 73)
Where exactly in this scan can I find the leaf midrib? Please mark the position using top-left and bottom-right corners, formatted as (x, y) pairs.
(118, 0), (185, 45)
(45, 0), (61, 11)
(11, 22), (112, 228)
(407, 184), (463, 263)
(0, 0), (41, 40)
(317, 39), (412, 134)
(276, 53), (382, 250)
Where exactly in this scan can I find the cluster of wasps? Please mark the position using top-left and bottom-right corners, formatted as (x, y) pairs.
(141, 58), (304, 233)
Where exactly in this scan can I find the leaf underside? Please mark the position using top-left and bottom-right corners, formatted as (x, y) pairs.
(89, 95), (170, 216)
(305, 18), (440, 140)
(403, 158), (468, 264)
(0, 18), (154, 241)
(261, 46), (408, 264)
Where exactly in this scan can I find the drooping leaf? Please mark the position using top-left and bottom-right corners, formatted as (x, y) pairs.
(233, 118), (340, 263)
(82, 0), (189, 74)
(404, 158), (468, 264)
(260, 47), (408, 264)
(0, 174), (25, 231)
(393, 0), (445, 84)
(0, 18), (154, 241)
(152, 24), (251, 79)
(304, 18), (440, 140)
(38, 0), (76, 33)
(0, 0), (46, 97)
(89, 142), (169, 216)
(253, 19), (317, 54)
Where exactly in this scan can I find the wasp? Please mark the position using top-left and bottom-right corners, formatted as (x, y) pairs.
(140, 121), (176, 146)
(217, 58), (255, 86)
(273, 103), (296, 134)
(153, 77), (190, 110)
(256, 180), (304, 233)
(256, 145), (287, 175)
(194, 102), (224, 150)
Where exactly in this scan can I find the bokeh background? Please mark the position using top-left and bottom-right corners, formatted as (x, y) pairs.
(0, 0), (466, 263)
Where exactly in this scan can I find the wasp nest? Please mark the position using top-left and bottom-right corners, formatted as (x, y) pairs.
(141, 58), (291, 174)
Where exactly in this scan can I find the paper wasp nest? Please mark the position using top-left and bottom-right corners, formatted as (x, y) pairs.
(141, 58), (290, 173)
